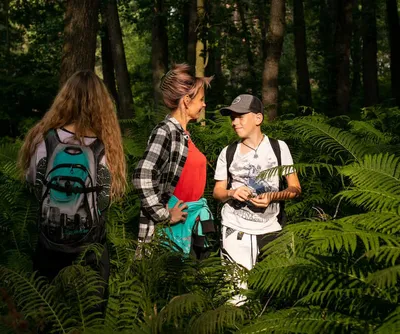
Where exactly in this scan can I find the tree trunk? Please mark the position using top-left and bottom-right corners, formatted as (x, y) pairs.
(196, 0), (207, 121)
(106, 0), (134, 119)
(351, 1), (362, 99)
(184, 0), (196, 67)
(319, 0), (337, 114)
(60, 0), (100, 86)
(334, 0), (354, 115)
(0, 0), (10, 57)
(237, 1), (257, 94)
(204, 0), (224, 109)
(152, 0), (168, 111)
(258, 0), (268, 61)
(262, 0), (286, 121)
(100, 3), (119, 108)
(293, 0), (312, 108)
(195, 0), (206, 77)
(362, 0), (379, 106)
(386, 0), (400, 106)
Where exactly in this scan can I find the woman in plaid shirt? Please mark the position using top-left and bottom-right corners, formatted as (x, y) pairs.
(133, 64), (213, 256)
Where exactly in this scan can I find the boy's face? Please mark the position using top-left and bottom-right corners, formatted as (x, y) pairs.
(230, 112), (262, 138)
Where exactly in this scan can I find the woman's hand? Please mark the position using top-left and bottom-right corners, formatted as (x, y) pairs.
(249, 192), (272, 208)
(230, 186), (254, 202)
(167, 200), (188, 224)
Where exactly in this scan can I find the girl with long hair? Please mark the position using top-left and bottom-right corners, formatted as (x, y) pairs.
(19, 70), (126, 289)
(133, 64), (214, 258)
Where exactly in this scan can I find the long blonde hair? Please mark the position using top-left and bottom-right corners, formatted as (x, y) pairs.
(18, 70), (126, 199)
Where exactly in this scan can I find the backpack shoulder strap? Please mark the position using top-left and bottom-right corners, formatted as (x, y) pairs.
(89, 139), (105, 165)
(226, 142), (238, 189)
(268, 137), (281, 166)
(44, 129), (61, 162)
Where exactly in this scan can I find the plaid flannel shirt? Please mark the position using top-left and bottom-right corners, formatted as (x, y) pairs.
(132, 116), (188, 241)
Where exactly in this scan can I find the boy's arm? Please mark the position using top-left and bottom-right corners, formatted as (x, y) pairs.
(249, 172), (301, 207)
(213, 180), (255, 203)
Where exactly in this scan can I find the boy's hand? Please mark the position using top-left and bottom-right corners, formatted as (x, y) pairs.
(230, 186), (254, 202)
(249, 192), (272, 208)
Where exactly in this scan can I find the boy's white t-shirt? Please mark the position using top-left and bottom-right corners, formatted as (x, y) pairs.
(214, 135), (294, 235)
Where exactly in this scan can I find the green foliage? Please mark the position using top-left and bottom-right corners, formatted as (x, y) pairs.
(1, 113), (400, 333)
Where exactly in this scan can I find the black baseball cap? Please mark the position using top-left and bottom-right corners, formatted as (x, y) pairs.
(220, 94), (264, 116)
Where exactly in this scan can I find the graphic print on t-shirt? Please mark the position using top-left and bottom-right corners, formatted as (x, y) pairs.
(229, 150), (279, 223)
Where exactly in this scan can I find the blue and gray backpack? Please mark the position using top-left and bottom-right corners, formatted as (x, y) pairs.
(35, 130), (110, 253)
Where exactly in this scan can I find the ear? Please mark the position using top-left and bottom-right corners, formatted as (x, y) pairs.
(255, 113), (263, 125)
(183, 95), (191, 108)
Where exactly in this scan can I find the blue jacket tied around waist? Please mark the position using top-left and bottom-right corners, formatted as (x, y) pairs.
(160, 195), (214, 255)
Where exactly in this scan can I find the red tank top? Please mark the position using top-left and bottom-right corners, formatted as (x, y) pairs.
(173, 135), (207, 202)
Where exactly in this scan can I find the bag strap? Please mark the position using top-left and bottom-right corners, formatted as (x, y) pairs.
(89, 139), (105, 166)
(226, 141), (238, 189)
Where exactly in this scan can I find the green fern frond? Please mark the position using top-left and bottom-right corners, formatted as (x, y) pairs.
(258, 162), (336, 179)
(309, 223), (399, 254)
(376, 306), (400, 334)
(54, 265), (106, 331)
(0, 266), (71, 333)
(366, 246), (400, 266)
(349, 120), (392, 145)
(337, 212), (400, 234)
(285, 118), (369, 161)
(189, 304), (245, 334)
(367, 265), (400, 289)
(239, 307), (370, 333)
(156, 293), (206, 332)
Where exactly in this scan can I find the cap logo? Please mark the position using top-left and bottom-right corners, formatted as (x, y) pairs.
(232, 96), (241, 104)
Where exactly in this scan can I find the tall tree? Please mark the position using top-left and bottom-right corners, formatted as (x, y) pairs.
(237, 1), (257, 94)
(106, 0), (133, 119)
(386, 0), (400, 106)
(293, 0), (312, 108)
(196, 0), (207, 121)
(262, 0), (286, 121)
(152, 0), (168, 110)
(100, 2), (119, 108)
(351, 2), (362, 99)
(362, 0), (379, 106)
(318, 0), (337, 113)
(204, 0), (225, 109)
(60, 0), (100, 86)
(0, 0), (10, 57)
(195, 0), (206, 78)
(183, 0), (196, 67)
(334, 0), (354, 114)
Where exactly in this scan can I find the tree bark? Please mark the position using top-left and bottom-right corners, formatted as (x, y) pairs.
(152, 0), (168, 111)
(293, 0), (312, 108)
(237, 1), (257, 94)
(262, 0), (286, 121)
(196, 0), (207, 121)
(0, 0), (10, 57)
(204, 0), (224, 109)
(60, 0), (100, 86)
(319, 0), (337, 113)
(334, 0), (354, 115)
(184, 0), (196, 67)
(386, 0), (400, 106)
(195, 0), (206, 77)
(100, 3), (119, 108)
(351, 1), (362, 99)
(106, 0), (134, 119)
(362, 0), (379, 106)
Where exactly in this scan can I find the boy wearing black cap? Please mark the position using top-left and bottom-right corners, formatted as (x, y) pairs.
(213, 94), (301, 303)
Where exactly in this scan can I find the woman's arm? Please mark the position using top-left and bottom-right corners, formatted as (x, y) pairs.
(133, 126), (172, 223)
